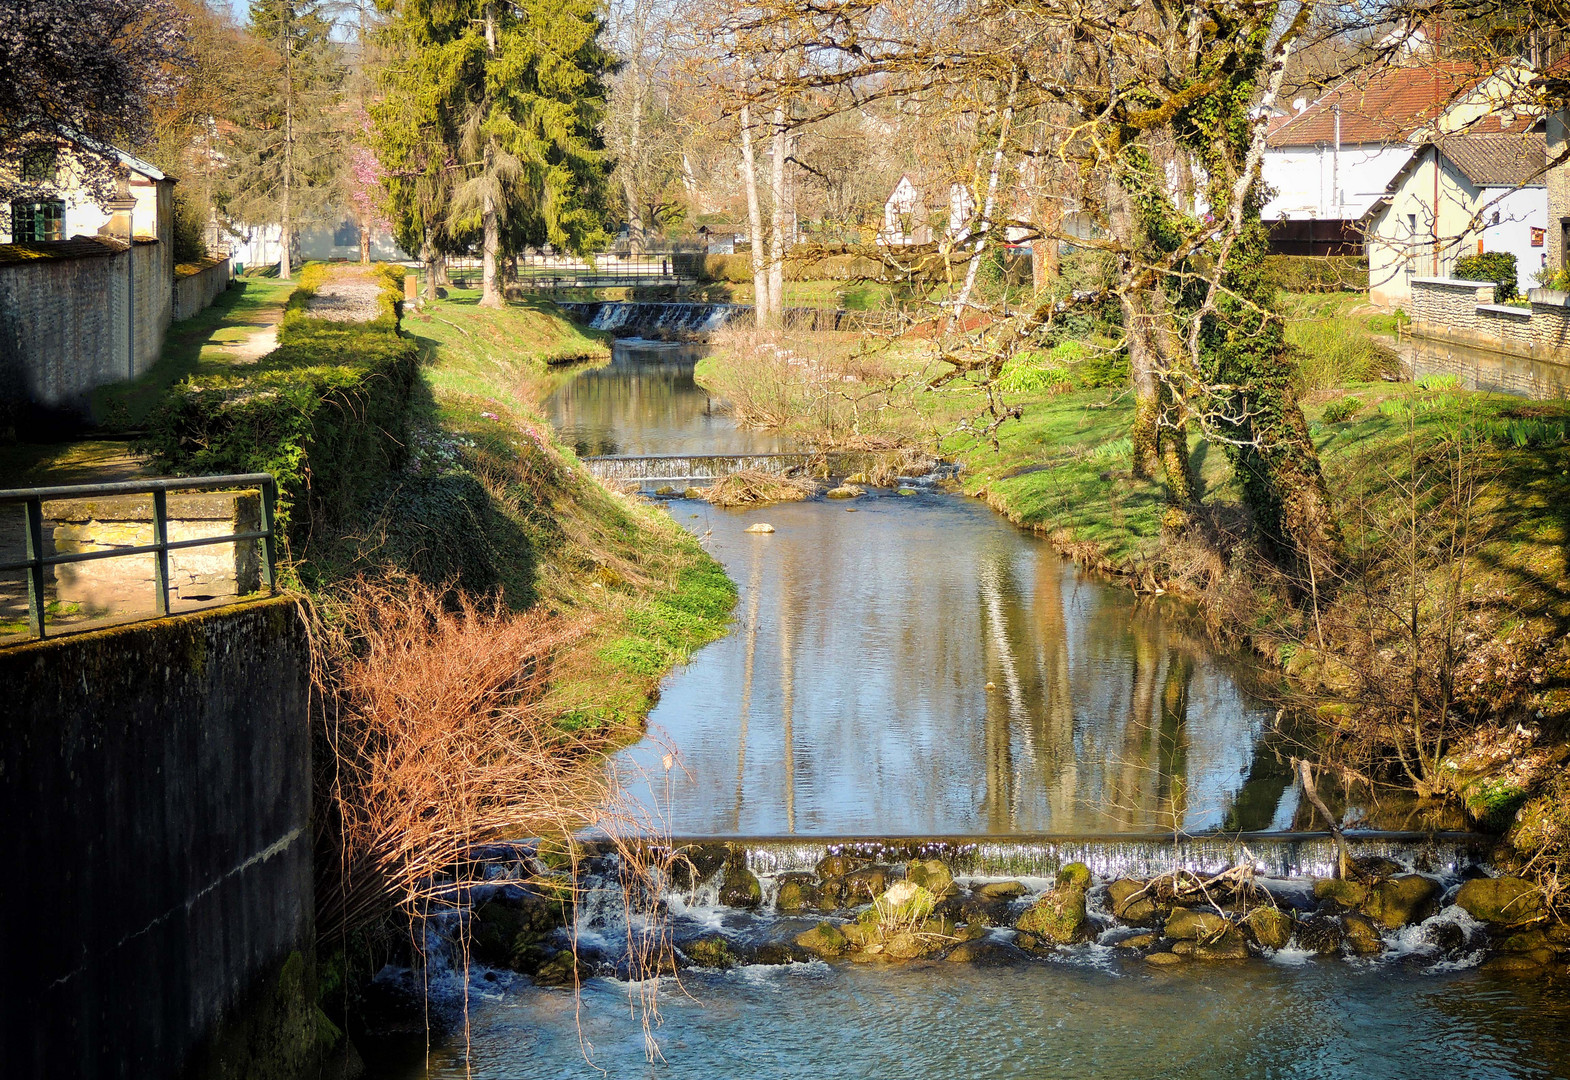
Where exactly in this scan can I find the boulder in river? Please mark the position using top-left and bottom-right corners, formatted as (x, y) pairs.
(1363, 874), (1441, 930)
(744, 522), (776, 534)
(907, 859), (958, 898)
(959, 894), (1014, 928)
(1163, 908), (1231, 942)
(684, 936), (741, 969)
(816, 854), (868, 880)
(825, 485), (863, 499)
(945, 939), (1028, 965)
(1108, 879), (1161, 926)
(1174, 926), (1248, 961)
(794, 922), (849, 958)
(1455, 877), (1548, 928)
(845, 864), (900, 903)
(720, 863), (764, 909)
(1312, 878), (1368, 912)
(776, 874), (823, 914)
(1243, 906), (1295, 951)
(468, 891), (571, 970)
(1056, 862), (1093, 891)
(977, 880), (1028, 902)
(1297, 915), (1345, 955)
(1115, 932), (1159, 950)
(1342, 913), (1385, 956)
(667, 844), (730, 889)
(1015, 886), (1088, 944)
(1145, 950), (1185, 966)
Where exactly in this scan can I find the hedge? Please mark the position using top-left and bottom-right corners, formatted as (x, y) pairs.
(149, 264), (417, 537)
(1455, 252), (1517, 304)
(1264, 255), (1369, 292)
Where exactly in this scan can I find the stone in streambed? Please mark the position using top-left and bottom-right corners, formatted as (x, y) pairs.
(719, 863), (764, 909)
(1342, 913), (1385, 955)
(826, 485), (863, 499)
(907, 858), (958, 899)
(959, 895), (1014, 928)
(1363, 874), (1441, 930)
(794, 921), (849, 958)
(775, 874), (822, 914)
(1297, 915), (1345, 955)
(1190, 926), (1249, 961)
(844, 864), (899, 903)
(1455, 877), (1548, 928)
(1145, 950), (1186, 966)
(977, 880), (1028, 901)
(815, 854), (868, 880)
(1107, 878), (1160, 925)
(684, 936), (740, 969)
(1115, 932), (1159, 950)
(1312, 878), (1368, 912)
(667, 844), (729, 889)
(744, 522), (776, 533)
(1056, 862), (1093, 891)
(1015, 885), (1088, 945)
(946, 939), (1028, 965)
(1243, 906), (1295, 951)
(1162, 908), (1231, 941)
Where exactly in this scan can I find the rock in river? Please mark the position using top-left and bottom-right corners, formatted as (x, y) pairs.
(1455, 877), (1548, 928)
(1015, 885), (1088, 944)
(1342, 913), (1385, 956)
(1363, 874), (1441, 930)
(1163, 908), (1231, 941)
(795, 922), (849, 958)
(907, 858), (958, 898)
(720, 863), (764, 909)
(744, 522), (775, 533)
(1243, 906), (1295, 951)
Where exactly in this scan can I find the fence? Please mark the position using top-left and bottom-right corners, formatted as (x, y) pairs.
(441, 252), (695, 290)
(0, 474), (277, 641)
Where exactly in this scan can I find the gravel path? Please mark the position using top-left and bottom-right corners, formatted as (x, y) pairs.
(307, 279), (385, 322)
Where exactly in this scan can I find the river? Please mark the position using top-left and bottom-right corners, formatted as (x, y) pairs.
(381, 336), (1570, 1079)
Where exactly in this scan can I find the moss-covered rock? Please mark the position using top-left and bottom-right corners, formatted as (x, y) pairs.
(844, 864), (899, 903)
(776, 875), (823, 914)
(1107, 878), (1161, 926)
(1189, 925), (1249, 961)
(1312, 877), (1368, 911)
(1163, 908), (1231, 941)
(815, 854), (867, 879)
(719, 863), (764, 910)
(1115, 932), (1159, 950)
(1297, 916), (1344, 955)
(1145, 950), (1185, 966)
(667, 844), (730, 888)
(976, 880), (1028, 901)
(1056, 862), (1093, 891)
(684, 936), (741, 968)
(944, 939), (1027, 965)
(1363, 875), (1441, 930)
(871, 880), (938, 925)
(794, 921), (849, 958)
(1455, 876), (1548, 928)
(1014, 886), (1088, 944)
(959, 894), (1014, 928)
(531, 950), (594, 987)
(907, 858), (957, 898)
(468, 891), (571, 971)
(1243, 906), (1295, 950)
(1342, 913), (1385, 955)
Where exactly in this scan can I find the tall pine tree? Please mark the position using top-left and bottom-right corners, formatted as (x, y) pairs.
(375, 0), (614, 306)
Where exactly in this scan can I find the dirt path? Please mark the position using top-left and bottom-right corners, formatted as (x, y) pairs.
(307, 268), (386, 322)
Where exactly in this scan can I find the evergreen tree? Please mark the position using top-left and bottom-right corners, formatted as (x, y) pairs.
(224, 0), (345, 279)
(375, 0), (614, 307)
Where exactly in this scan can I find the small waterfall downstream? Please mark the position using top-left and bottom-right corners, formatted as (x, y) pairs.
(561, 301), (745, 337)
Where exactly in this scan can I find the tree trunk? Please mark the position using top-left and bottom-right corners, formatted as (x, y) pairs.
(478, 4), (503, 308)
(279, 5), (294, 281)
(767, 100), (787, 322)
(421, 239), (438, 300)
(950, 68), (1019, 330)
(739, 102), (768, 328)
(359, 212), (371, 264)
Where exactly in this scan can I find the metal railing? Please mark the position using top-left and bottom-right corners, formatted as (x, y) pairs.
(0, 474), (277, 641)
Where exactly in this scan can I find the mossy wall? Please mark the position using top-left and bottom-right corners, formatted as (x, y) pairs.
(0, 597), (315, 1080)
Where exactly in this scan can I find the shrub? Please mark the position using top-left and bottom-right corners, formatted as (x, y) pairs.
(995, 352), (1073, 395)
(1263, 255), (1369, 292)
(1534, 266), (1570, 291)
(1286, 317), (1398, 392)
(1454, 252), (1517, 303)
(149, 265), (416, 536)
(1322, 395), (1363, 423)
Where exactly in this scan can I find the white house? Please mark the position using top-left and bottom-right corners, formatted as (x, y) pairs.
(3, 139), (171, 246)
(1363, 131), (1547, 306)
(879, 175), (932, 246)
(1263, 56), (1539, 254)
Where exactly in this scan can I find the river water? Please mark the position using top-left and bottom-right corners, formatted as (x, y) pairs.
(388, 338), (1570, 1079)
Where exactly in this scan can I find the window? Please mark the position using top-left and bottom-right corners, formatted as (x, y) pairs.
(10, 199), (64, 242)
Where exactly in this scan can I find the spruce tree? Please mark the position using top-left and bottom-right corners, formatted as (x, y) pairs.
(375, 0), (614, 307)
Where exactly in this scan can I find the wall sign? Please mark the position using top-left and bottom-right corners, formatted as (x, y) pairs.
(1531, 226), (1546, 247)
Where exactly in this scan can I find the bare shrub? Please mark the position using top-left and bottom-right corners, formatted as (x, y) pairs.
(312, 577), (613, 940)
(696, 469), (817, 507)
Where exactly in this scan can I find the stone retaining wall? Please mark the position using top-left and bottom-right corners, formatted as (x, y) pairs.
(1408, 278), (1570, 399)
(172, 256), (232, 321)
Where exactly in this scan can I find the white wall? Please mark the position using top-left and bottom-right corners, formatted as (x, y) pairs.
(1479, 185), (1548, 295)
(1261, 143), (1413, 222)
(225, 220), (410, 270)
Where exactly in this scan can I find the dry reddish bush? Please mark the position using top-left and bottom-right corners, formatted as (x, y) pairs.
(312, 577), (604, 940)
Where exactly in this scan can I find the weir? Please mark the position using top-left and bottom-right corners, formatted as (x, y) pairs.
(562, 301), (903, 339)
(581, 450), (941, 484)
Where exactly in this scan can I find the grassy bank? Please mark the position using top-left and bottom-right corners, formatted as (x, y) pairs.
(693, 297), (1570, 897)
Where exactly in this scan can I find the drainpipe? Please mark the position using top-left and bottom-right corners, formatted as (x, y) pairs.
(127, 198), (135, 380)
(1332, 103), (1341, 221)
(1432, 145), (1441, 276)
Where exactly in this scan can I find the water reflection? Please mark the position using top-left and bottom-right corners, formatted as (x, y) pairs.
(617, 493), (1279, 836)
(544, 340), (787, 457)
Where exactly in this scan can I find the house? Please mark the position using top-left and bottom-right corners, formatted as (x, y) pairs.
(4, 138), (173, 248)
(1549, 105), (1569, 278)
(879, 175), (932, 246)
(1262, 55), (1539, 255)
(1363, 131), (1547, 306)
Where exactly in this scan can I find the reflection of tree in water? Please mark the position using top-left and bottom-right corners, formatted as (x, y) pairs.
(977, 541), (1207, 833)
(545, 352), (715, 457)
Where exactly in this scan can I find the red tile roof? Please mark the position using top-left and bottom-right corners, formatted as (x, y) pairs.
(1267, 61), (1488, 147)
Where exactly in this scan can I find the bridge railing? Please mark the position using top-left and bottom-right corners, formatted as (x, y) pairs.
(0, 474), (278, 642)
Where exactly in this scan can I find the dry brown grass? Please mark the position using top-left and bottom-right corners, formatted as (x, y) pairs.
(312, 577), (614, 940)
(696, 469), (818, 507)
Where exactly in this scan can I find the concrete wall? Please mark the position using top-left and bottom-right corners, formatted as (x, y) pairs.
(173, 257), (233, 322)
(0, 237), (171, 421)
(0, 598), (316, 1080)
(1407, 276), (1570, 398)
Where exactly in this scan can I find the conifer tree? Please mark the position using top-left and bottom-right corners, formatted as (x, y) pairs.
(374, 0), (614, 307)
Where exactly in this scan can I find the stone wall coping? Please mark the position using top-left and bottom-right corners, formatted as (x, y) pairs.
(1412, 276), (1497, 289)
(1529, 289), (1570, 308)
(48, 489), (259, 523)
(1477, 304), (1533, 319)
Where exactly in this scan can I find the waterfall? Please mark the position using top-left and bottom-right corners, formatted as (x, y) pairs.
(560, 301), (747, 338)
